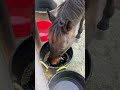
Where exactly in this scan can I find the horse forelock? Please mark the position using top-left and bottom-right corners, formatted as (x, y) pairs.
(49, 23), (64, 44)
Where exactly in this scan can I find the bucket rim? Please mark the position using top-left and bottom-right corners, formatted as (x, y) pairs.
(48, 70), (85, 89)
(40, 42), (73, 69)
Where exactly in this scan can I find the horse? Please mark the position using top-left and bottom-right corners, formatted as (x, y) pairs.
(47, 0), (115, 65)
(47, 0), (85, 65)
(85, 0), (115, 47)
(97, 0), (115, 30)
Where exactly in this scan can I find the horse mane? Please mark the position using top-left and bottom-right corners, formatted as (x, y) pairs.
(49, 0), (85, 44)
(58, 0), (85, 21)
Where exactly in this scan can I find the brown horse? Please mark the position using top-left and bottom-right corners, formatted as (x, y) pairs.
(47, 0), (85, 65)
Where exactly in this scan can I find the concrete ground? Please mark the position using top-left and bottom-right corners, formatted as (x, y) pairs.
(86, 8), (120, 90)
(68, 23), (85, 77)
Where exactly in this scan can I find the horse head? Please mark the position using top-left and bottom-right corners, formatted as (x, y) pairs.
(47, 10), (78, 65)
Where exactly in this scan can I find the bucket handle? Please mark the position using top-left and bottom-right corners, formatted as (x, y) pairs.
(40, 60), (68, 72)
(56, 66), (68, 72)
(40, 61), (49, 70)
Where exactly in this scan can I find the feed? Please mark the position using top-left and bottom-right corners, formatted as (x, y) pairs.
(44, 52), (69, 67)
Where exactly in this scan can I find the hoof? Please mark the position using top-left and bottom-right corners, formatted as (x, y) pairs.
(76, 35), (80, 39)
(97, 18), (109, 30)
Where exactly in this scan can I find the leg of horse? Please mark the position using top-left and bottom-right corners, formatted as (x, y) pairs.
(76, 17), (84, 39)
(97, 0), (115, 30)
(85, 0), (99, 48)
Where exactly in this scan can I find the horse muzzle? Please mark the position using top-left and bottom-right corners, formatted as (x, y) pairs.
(48, 48), (61, 65)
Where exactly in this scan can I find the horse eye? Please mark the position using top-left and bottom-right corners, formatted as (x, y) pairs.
(59, 20), (64, 27)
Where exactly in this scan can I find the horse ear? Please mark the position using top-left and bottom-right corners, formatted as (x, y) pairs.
(47, 10), (56, 22)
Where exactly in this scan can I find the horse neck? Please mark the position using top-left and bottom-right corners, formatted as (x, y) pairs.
(57, 0), (85, 25)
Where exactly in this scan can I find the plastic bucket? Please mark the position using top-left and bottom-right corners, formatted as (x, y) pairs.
(40, 42), (73, 69)
(49, 70), (85, 90)
(11, 36), (35, 89)
(36, 20), (52, 42)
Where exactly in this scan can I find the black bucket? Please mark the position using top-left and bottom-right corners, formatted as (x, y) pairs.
(49, 70), (85, 90)
(85, 49), (92, 84)
(11, 36), (35, 89)
(35, 0), (57, 12)
(35, 0), (65, 21)
(40, 42), (73, 69)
